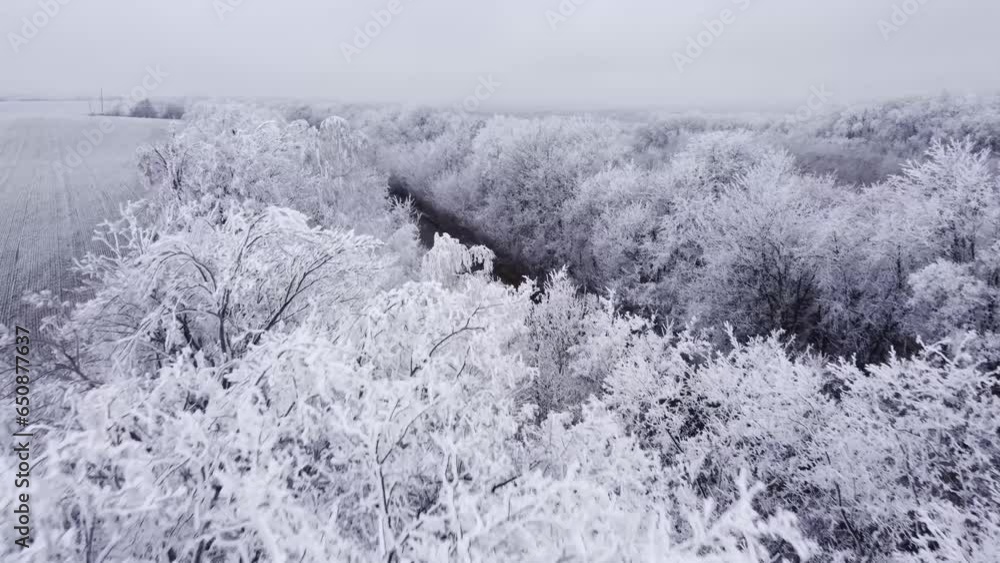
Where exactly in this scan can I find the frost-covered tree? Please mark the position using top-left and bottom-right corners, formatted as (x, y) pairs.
(907, 260), (997, 341)
(604, 325), (1000, 561)
(8, 218), (813, 563)
(464, 116), (629, 267)
(886, 139), (1000, 265)
(560, 163), (667, 295)
(6, 106), (824, 563)
(137, 104), (411, 243)
(523, 270), (646, 419)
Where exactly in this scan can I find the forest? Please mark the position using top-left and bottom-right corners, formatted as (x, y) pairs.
(3, 94), (1000, 562)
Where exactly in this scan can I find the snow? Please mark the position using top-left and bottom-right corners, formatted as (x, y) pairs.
(0, 100), (95, 118)
(3, 101), (1000, 562)
(0, 102), (170, 328)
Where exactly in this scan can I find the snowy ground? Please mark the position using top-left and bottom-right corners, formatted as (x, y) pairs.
(0, 102), (169, 329)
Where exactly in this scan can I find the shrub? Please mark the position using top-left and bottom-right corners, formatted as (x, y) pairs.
(129, 98), (158, 118)
(160, 102), (185, 120)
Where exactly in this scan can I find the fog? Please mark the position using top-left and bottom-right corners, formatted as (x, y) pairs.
(2, 0), (998, 110)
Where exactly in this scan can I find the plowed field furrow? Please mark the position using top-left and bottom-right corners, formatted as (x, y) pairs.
(0, 108), (169, 329)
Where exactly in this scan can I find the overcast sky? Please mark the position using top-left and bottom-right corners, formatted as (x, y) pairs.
(2, 0), (998, 111)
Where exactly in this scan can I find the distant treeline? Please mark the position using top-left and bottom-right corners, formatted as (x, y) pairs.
(97, 98), (186, 120)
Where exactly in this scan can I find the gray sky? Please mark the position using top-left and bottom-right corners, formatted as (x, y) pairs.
(2, 0), (998, 111)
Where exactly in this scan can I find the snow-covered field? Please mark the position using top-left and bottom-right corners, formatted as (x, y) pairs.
(0, 102), (169, 328)
(0, 100), (96, 118)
